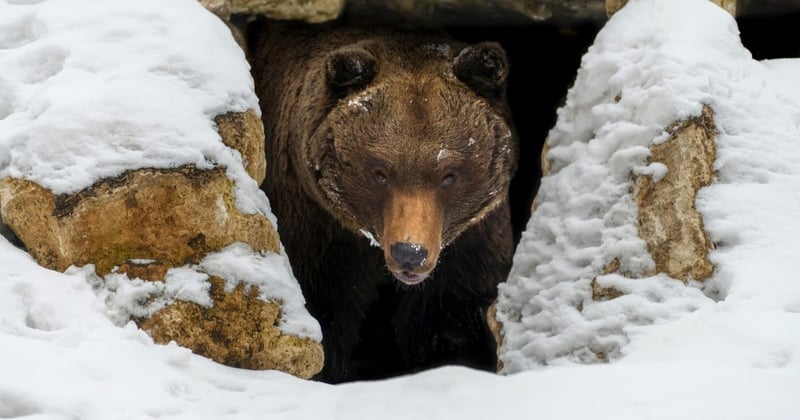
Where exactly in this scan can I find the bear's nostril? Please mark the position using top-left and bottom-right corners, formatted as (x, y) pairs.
(389, 242), (428, 271)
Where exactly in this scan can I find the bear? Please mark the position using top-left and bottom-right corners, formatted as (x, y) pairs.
(248, 22), (518, 383)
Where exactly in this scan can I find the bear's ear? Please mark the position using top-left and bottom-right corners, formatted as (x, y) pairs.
(454, 42), (509, 98)
(326, 48), (377, 99)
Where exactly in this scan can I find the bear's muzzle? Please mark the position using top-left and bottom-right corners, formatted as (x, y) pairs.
(382, 190), (442, 285)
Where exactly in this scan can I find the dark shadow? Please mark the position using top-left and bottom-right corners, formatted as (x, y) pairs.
(0, 220), (25, 250)
(738, 11), (800, 60)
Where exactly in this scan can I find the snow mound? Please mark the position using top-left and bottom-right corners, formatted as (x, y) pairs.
(498, 0), (800, 373)
(0, 0), (268, 215)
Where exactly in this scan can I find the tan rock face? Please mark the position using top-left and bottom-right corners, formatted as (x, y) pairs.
(632, 105), (716, 282)
(486, 300), (504, 372)
(0, 110), (323, 379)
(215, 110), (266, 185)
(201, 0), (343, 23)
(198, 0), (231, 18)
(139, 276), (324, 379)
(0, 165), (277, 275)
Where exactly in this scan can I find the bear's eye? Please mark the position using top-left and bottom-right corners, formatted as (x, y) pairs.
(374, 170), (388, 186)
(440, 174), (457, 189)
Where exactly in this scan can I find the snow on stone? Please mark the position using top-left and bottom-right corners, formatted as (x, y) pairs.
(0, 0), (270, 218)
(498, 0), (800, 378)
(89, 243), (320, 340)
(198, 243), (322, 340)
(90, 265), (212, 326)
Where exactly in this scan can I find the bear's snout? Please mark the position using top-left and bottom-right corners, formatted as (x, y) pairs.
(389, 242), (429, 271)
(382, 190), (442, 285)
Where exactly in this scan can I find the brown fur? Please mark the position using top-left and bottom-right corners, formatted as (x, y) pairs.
(249, 22), (518, 382)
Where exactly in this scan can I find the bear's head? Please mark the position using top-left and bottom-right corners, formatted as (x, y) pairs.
(296, 33), (517, 285)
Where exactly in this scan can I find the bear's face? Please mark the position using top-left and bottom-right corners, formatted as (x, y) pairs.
(298, 36), (517, 285)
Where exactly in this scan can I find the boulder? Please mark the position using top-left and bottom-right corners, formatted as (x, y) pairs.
(0, 110), (324, 379)
(493, 0), (734, 372)
(0, 164), (276, 275)
(133, 266), (324, 379)
(199, 0), (344, 23)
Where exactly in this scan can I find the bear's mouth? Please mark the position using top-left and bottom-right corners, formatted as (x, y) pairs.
(391, 269), (430, 285)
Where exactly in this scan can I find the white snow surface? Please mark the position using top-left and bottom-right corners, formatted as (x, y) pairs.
(0, 0), (269, 217)
(1, 0), (800, 418)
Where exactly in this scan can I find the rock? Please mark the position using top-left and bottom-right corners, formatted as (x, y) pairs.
(198, 0), (231, 18)
(0, 110), (324, 379)
(486, 300), (504, 372)
(200, 0), (344, 23)
(0, 164), (277, 275)
(631, 105), (717, 282)
(138, 275), (324, 379)
(215, 110), (266, 185)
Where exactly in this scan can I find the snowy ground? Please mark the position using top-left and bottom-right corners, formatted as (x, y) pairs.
(2, 0), (800, 418)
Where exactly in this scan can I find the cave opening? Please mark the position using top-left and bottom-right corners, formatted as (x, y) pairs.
(738, 11), (800, 60)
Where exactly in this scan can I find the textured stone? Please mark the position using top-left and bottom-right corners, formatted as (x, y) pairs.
(139, 276), (324, 379)
(486, 300), (504, 372)
(215, 110), (266, 185)
(229, 0), (343, 23)
(198, 0), (231, 18)
(0, 165), (278, 275)
(0, 107), (322, 378)
(632, 105), (717, 281)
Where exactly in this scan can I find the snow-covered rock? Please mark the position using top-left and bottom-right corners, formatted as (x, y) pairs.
(0, 0), (322, 378)
(497, 0), (800, 375)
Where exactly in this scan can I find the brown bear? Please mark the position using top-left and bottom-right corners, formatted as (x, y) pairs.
(248, 22), (518, 383)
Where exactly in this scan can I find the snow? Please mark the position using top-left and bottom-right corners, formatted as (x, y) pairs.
(198, 243), (322, 339)
(0, 0), (269, 217)
(359, 228), (381, 248)
(1, 0), (800, 418)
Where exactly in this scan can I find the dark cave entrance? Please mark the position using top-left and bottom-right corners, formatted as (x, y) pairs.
(738, 11), (800, 60)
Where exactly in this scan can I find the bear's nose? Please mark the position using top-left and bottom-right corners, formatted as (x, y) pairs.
(389, 242), (428, 271)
